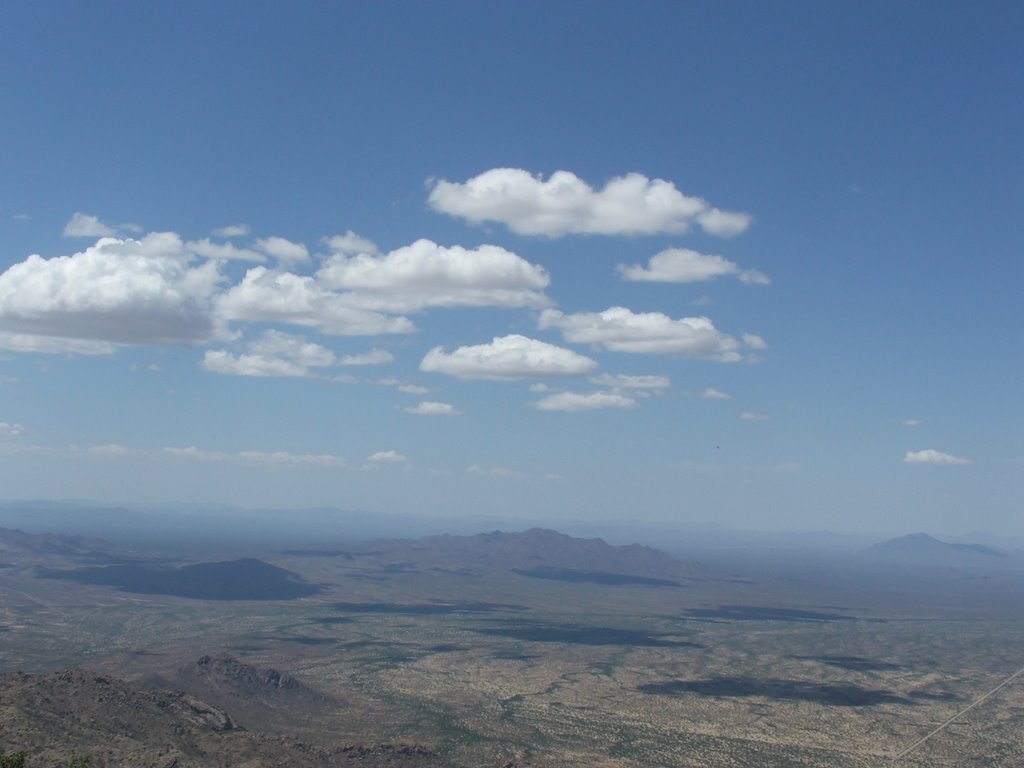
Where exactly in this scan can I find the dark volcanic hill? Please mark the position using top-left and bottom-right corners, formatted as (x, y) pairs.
(358, 527), (703, 582)
(139, 654), (341, 736)
(862, 532), (1023, 569)
(0, 668), (458, 768)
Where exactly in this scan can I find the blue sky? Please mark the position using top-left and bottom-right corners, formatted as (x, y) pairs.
(0, 1), (1020, 536)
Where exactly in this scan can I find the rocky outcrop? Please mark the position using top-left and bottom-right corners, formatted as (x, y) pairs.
(0, 668), (457, 768)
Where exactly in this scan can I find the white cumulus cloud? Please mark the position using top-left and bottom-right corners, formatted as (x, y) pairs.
(211, 224), (250, 238)
(254, 236), (309, 265)
(63, 212), (117, 238)
(590, 373), (670, 390)
(0, 422), (24, 436)
(533, 391), (638, 411)
(903, 449), (972, 465)
(186, 238), (265, 262)
(403, 401), (461, 416)
(696, 208), (756, 238)
(618, 248), (769, 285)
(421, 334), (597, 380)
(340, 349), (394, 366)
(539, 307), (743, 361)
(216, 266), (415, 336)
(0, 233), (224, 352)
(696, 387), (732, 399)
(740, 411), (769, 421)
(316, 239), (550, 312)
(742, 333), (768, 350)
(202, 350), (307, 377)
(203, 330), (335, 378)
(244, 329), (333, 366)
(902, 419), (922, 427)
(323, 230), (379, 256)
(367, 449), (408, 463)
(428, 168), (751, 237)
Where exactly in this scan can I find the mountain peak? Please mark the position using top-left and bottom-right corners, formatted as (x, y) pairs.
(862, 532), (1017, 569)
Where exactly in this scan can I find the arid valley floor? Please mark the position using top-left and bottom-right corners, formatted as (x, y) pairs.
(1, 520), (1022, 767)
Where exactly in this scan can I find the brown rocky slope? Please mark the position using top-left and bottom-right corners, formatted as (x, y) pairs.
(0, 668), (459, 768)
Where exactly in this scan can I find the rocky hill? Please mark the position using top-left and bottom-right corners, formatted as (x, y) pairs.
(0, 668), (458, 768)
(139, 654), (340, 737)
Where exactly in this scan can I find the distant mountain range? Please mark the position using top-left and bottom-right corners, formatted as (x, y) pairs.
(4, 524), (704, 601)
(5, 498), (1023, 558)
(0, 526), (112, 560)
(340, 527), (705, 583)
(861, 533), (1024, 570)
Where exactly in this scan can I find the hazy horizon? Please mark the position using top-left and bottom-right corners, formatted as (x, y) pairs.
(2, 496), (1022, 552)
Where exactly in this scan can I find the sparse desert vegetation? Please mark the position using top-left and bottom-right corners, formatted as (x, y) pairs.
(2, 526), (1022, 767)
